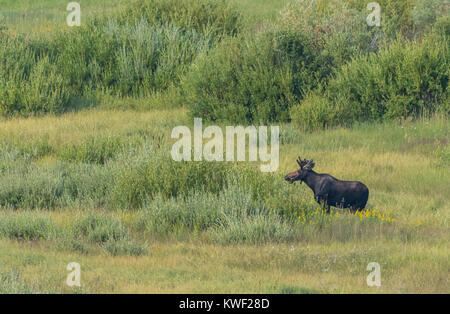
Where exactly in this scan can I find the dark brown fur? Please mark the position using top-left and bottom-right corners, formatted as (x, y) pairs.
(285, 157), (369, 212)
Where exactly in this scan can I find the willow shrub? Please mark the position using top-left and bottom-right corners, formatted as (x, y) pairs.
(0, 36), (70, 116)
(291, 36), (449, 130)
(54, 0), (241, 98)
(53, 18), (218, 98)
(183, 0), (386, 124)
(183, 28), (332, 124)
(0, 0), (242, 116)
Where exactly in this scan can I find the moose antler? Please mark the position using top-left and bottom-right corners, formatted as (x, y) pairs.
(297, 157), (308, 169)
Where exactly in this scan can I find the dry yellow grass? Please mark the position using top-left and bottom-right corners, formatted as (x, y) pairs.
(0, 108), (187, 148)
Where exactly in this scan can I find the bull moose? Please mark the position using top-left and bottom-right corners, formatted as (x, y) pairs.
(285, 157), (369, 212)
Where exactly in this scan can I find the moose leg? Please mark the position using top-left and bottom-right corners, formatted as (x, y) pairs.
(353, 202), (366, 212)
(316, 194), (330, 214)
(321, 200), (330, 214)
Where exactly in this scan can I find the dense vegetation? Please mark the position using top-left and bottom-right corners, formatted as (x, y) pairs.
(185, 0), (449, 125)
(1, 0), (448, 127)
(0, 0), (242, 115)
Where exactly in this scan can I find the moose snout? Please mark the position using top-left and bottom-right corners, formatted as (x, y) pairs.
(285, 173), (295, 183)
(285, 171), (302, 184)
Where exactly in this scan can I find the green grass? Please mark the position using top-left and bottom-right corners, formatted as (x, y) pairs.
(232, 0), (296, 26)
(0, 109), (448, 293)
(0, 0), (293, 33)
(0, 238), (448, 293)
(0, 0), (128, 33)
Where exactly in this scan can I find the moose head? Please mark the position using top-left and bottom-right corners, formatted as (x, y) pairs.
(284, 156), (315, 184)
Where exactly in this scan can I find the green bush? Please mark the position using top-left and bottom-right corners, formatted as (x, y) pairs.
(184, 0), (406, 124)
(54, 18), (217, 97)
(103, 239), (147, 256)
(0, 213), (54, 241)
(342, 0), (416, 38)
(410, 0), (450, 35)
(343, 0), (449, 39)
(433, 15), (450, 38)
(0, 36), (70, 116)
(279, 0), (378, 66)
(289, 91), (337, 132)
(22, 56), (69, 114)
(57, 135), (125, 165)
(0, 0), (242, 116)
(186, 0), (449, 125)
(52, 0), (241, 98)
(111, 145), (232, 208)
(71, 212), (128, 244)
(291, 37), (449, 130)
(183, 28), (331, 123)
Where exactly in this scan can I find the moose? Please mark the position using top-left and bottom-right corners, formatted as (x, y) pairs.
(285, 157), (369, 212)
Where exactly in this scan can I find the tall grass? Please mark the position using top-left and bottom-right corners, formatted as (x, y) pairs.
(0, 269), (58, 294)
(0, 143), (243, 210)
(116, 0), (241, 38)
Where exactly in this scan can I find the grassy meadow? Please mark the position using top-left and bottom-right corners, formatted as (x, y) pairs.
(0, 0), (449, 293)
